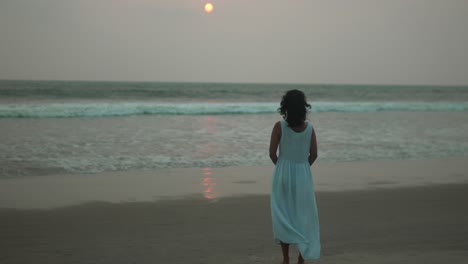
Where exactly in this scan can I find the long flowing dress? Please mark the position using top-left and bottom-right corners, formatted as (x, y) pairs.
(271, 120), (320, 260)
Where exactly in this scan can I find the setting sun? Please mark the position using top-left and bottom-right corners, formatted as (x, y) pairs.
(204, 3), (214, 13)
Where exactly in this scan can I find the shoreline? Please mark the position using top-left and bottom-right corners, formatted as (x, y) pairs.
(0, 157), (467, 209)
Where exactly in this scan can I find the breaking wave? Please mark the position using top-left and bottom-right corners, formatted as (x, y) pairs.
(1, 101), (468, 118)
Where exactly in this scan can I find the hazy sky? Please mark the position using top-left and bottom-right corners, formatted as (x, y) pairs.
(1, 0), (467, 85)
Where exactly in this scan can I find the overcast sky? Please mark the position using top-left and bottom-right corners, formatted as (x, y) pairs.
(0, 0), (467, 85)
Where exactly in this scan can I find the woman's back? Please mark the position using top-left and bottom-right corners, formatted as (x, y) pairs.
(278, 120), (312, 164)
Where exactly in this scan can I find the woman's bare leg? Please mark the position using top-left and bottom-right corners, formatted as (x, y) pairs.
(280, 242), (290, 264)
(297, 252), (305, 264)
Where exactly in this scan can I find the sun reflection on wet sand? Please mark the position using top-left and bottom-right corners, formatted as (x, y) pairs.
(202, 167), (217, 200)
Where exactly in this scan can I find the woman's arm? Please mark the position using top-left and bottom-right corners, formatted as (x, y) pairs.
(308, 129), (318, 166)
(269, 121), (281, 165)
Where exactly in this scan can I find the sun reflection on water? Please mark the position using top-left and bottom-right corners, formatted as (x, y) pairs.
(200, 116), (218, 200)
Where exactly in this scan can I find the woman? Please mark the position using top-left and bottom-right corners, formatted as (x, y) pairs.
(269, 89), (320, 263)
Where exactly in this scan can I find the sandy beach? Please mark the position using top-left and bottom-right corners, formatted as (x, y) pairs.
(1, 158), (468, 263)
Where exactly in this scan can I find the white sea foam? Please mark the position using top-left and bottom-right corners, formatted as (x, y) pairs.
(1, 101), (468, 118)
(1, 111), (468, 178)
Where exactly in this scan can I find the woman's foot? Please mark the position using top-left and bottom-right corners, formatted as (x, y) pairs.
(281, 259), (289, 264)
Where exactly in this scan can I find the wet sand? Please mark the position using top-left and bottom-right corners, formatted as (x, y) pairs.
(1, 157), (468, 209)
(1, 184), (468, 264)
(1, 158), (468, 263)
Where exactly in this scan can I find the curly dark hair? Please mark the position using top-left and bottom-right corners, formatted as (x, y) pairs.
(278, 89), (311, 127)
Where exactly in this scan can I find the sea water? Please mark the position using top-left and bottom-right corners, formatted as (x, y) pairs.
(1, 80), (468, 178)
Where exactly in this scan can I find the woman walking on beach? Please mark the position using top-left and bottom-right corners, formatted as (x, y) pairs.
(269, 90), (320, 263)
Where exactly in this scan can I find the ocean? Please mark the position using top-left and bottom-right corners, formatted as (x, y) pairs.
(1, 80), (468, 179)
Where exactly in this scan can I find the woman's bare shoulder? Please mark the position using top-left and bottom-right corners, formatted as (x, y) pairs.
(273, 121), (282, 130)
(272, 121), (282, 134)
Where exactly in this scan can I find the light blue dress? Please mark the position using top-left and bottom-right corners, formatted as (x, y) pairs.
(271, 120), (320, 260)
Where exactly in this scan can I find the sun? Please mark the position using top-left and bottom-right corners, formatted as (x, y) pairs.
(204, 3), (214, 13)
